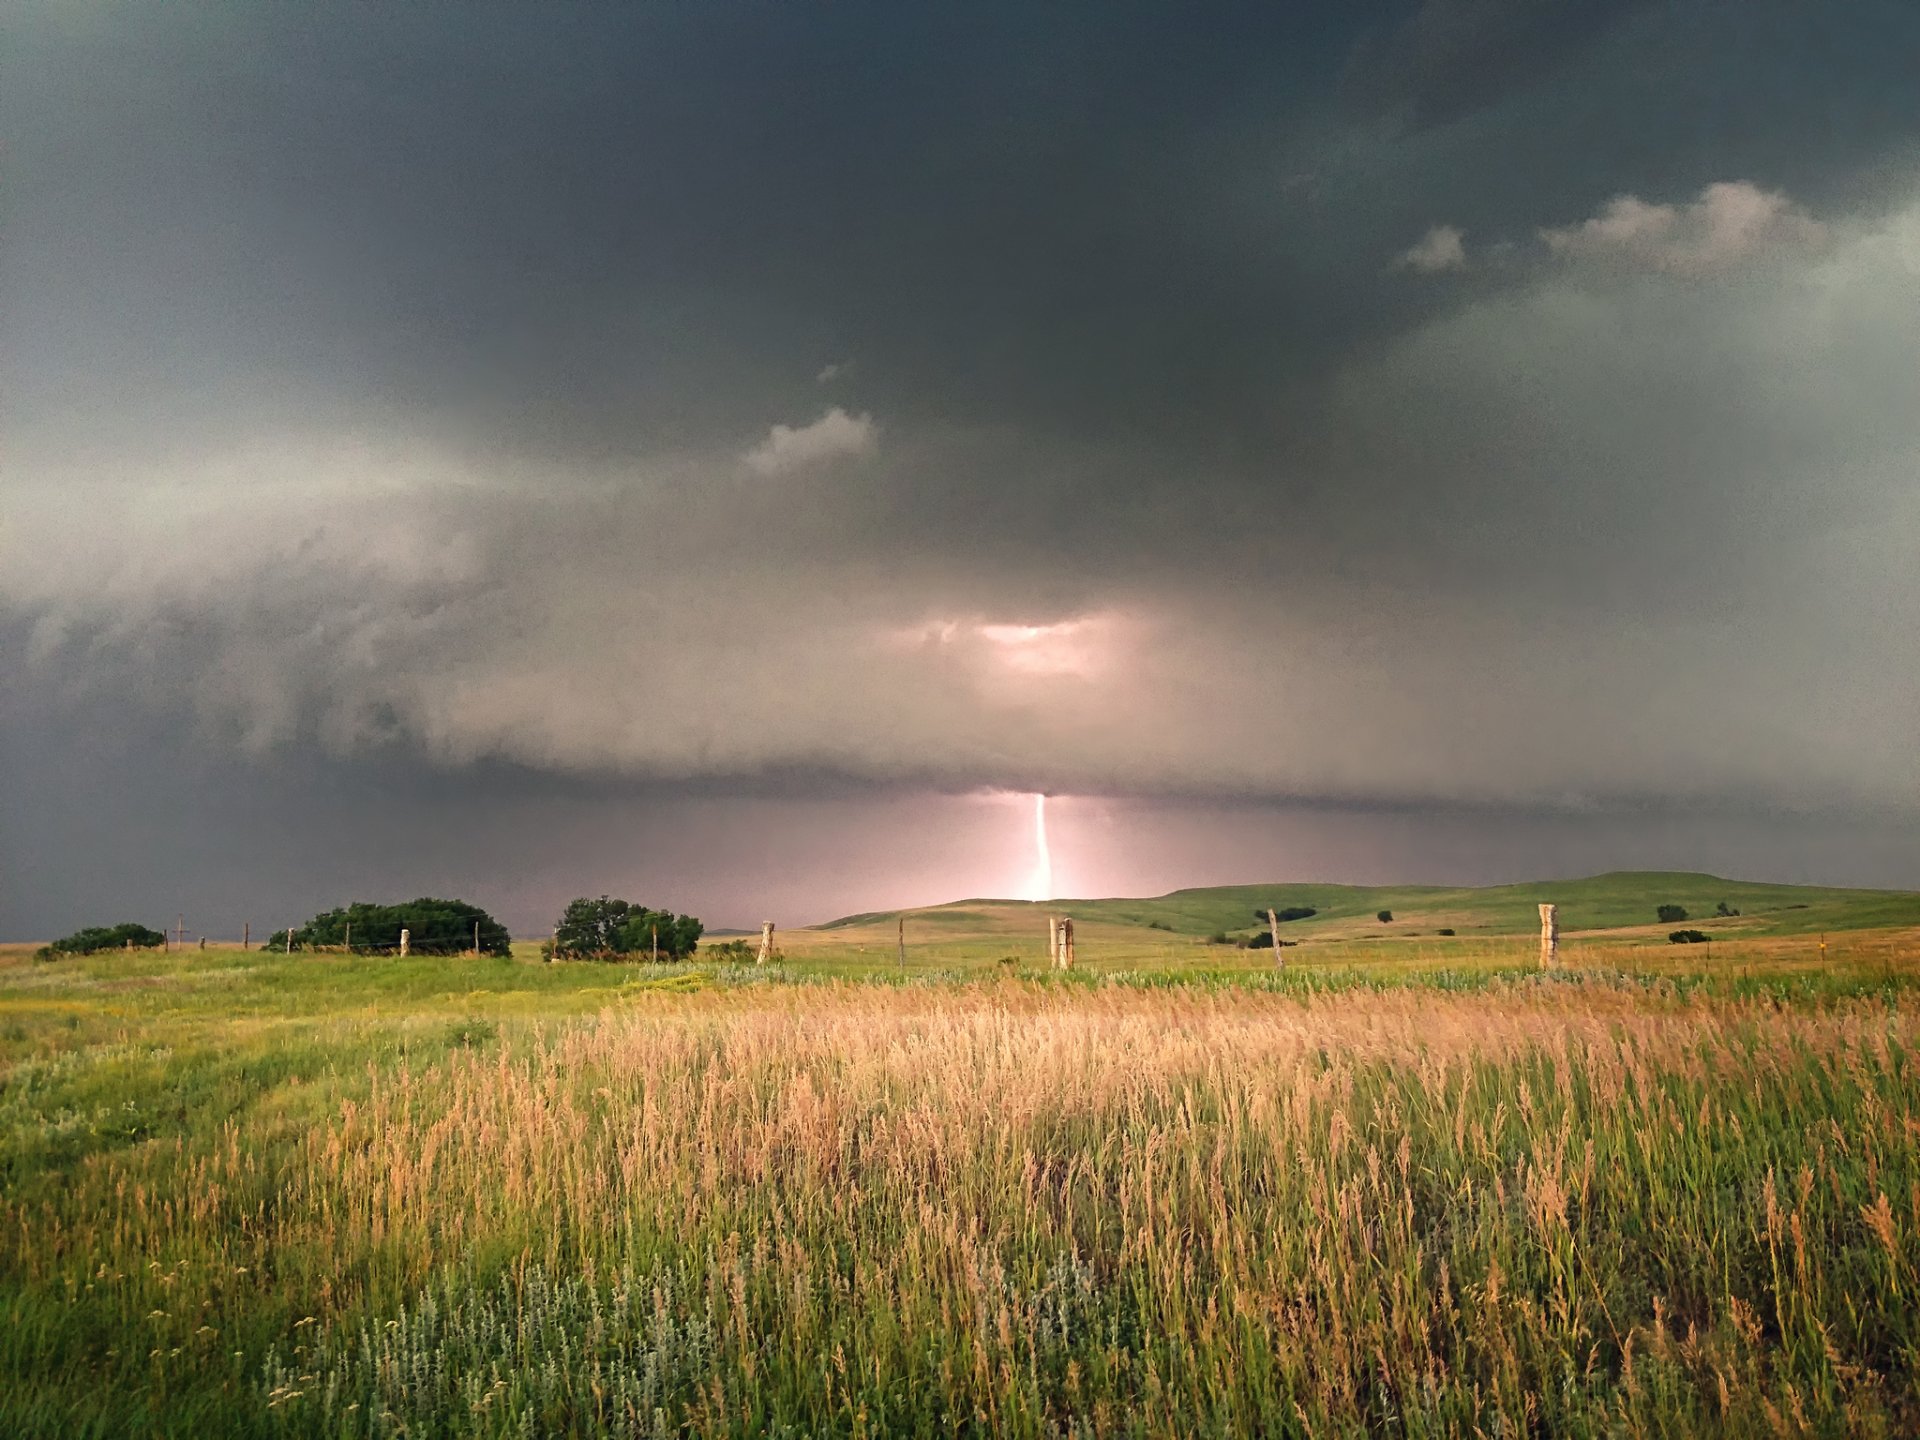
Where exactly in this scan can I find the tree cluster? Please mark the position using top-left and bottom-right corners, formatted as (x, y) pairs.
(549, 896), (702, 961)
(1239, 931), (1294, 950)
(1655, 904), (1689, 924)
(266, 898), (512, 956)
(37, 922), (166, 960)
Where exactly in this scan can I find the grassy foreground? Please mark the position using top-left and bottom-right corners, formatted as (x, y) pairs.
(3, 939), (1919, 1436)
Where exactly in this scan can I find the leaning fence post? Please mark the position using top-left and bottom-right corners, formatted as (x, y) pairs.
(1538, 903), (1558, 969)
(1268, 908), (1284, 968)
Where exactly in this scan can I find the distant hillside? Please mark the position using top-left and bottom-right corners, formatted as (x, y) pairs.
(814, 872), (1920, 941)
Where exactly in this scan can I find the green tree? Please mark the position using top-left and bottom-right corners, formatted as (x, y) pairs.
(1656, 904), (1689, 924)
(552, 897), (701, 960)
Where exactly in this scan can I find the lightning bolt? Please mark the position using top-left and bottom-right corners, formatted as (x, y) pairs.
(1031, 793), (1053, 901)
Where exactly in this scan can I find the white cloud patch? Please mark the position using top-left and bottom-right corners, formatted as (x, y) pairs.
(744, 406), (877, 475)
(1540, 180), (1827, 277)
(1395, 224), (1467, 273)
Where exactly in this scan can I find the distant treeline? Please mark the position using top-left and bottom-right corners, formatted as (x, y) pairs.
(36, 922), (166, 961)
(42, 894), (710, 964)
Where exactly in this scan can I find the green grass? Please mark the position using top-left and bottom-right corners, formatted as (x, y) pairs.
(3, 917), (1919, 1436)
(822, 870), (1920, 945)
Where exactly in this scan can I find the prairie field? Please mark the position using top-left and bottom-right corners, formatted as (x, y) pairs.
(3, 919), (1919, 1437)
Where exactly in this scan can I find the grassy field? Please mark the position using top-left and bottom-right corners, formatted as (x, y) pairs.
(4, 876), (1920, 1436)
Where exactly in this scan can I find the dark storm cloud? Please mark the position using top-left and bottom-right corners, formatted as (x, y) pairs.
(7, 1), (1920, 935)
(1342, 0), (1656, 130)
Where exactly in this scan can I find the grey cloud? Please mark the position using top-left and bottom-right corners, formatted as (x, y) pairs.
(10, 181), (1920, 818)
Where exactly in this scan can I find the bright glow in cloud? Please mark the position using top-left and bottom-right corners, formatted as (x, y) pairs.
(882, 614), (1119, 680)
(974, 617), (1112, 676)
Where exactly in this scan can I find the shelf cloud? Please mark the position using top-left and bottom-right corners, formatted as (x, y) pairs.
(6, 1), (1920, 932)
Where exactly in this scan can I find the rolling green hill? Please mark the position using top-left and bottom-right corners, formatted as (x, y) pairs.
(814, 871), (1920, 943)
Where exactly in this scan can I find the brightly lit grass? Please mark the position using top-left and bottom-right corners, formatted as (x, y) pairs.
(3, 938), (1919, 1436)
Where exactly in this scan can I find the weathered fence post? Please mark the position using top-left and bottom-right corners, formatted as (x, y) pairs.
(897, 915), (906, 968)
(1058, 917), (1075, 970)
(243, 921), (250, 950)
(1048, 916), (1060, 968)
(399, 927), (410, 958)
(758, 921), (775, 965)
(651, 923), (659, 964)
(1268, 908), (1283, 969)
(1538, 903), (1558, 969)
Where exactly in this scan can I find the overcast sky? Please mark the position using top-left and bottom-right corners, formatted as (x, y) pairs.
(5, 1), (1920, 940)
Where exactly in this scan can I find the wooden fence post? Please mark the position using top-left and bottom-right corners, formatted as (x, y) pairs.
(1059, 917), (1075, 970)
(399, 927), (410, 958)
(1268, 908), (1283, 969)
(758, 921), (775, 965)
(1048, 916), (1060, 968)
(897, 915), (905, 968)
(1538, 904), (1558, 969)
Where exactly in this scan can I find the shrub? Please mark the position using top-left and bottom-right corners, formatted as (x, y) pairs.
(1376, 910), (1393, 923)
(1437, 928), (1456, 936)
(1668, 929), (1711, 944)
(1656, 904), (1690, 924)
(1207, 931), (1231, 946)
(36, 922), (166, 960)
(1715, 900), (1741, 917)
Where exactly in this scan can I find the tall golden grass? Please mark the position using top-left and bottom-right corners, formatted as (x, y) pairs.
(7, 978), (1918, 1436)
